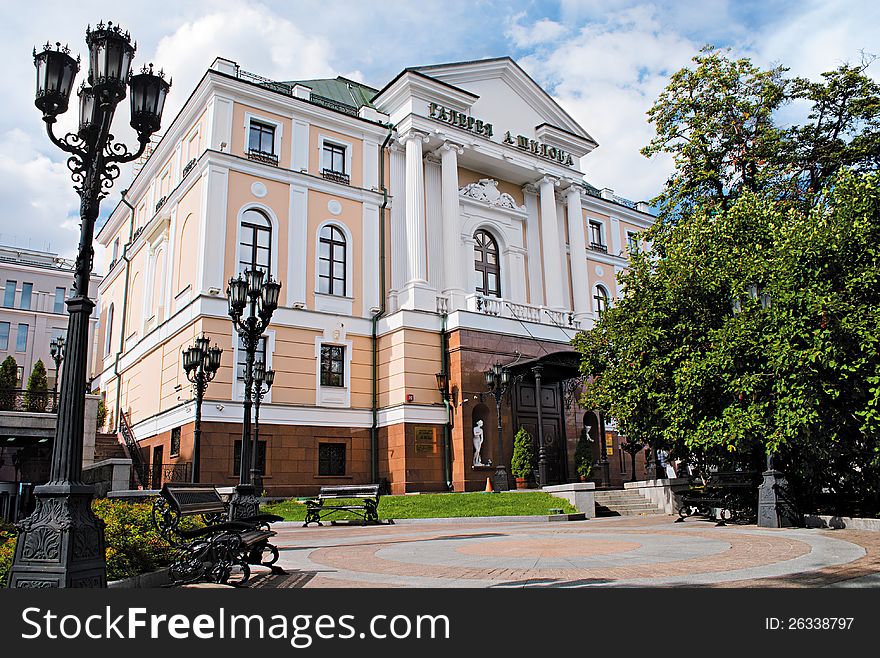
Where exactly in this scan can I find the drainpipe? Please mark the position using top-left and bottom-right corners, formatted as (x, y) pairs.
(112, 191), (136, 433)
(371, 124), (394, 486)
(440, 312), (453, 490)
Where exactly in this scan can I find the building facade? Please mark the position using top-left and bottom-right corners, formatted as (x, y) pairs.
(0, 245), (100, 390)
(94, 56), (653, 495)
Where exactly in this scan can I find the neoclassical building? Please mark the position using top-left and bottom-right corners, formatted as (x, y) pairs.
(94, 56), (653, 495)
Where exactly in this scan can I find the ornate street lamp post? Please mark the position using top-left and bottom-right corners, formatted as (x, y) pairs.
(731, 283), (796, 528)
(182, 336), (222, 483)
(435, 371), (453, 490)
(226, 268), (280, 518)
(49, 336), (65, 407)
(250, 359), (274, 495)
(10, 21), (170, 588)
(485, 363), (511, 491)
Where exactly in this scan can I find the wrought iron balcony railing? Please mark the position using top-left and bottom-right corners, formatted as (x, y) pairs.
(589, 242), (608, 254)
(247, 148), (279, 166)
(321, 168), (350, 185)
(0, 389), (59, 413)
(132, 462), (192, 490)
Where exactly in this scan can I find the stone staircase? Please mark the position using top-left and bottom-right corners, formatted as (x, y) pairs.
(594, 489), (665, 517)
(93, 432), (127, 461)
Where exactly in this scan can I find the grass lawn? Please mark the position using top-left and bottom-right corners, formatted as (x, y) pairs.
(262, 491), (578, 522)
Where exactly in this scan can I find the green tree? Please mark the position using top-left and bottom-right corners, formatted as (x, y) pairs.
(642, 48), (880, 220)
(0, 356), (18, 411)
(641, 46), (788, 220)
(574, 171), (880, 515)
(24, 359), (49, 412)
(574, 426), (593, 480)
(510, 427), (535, 480)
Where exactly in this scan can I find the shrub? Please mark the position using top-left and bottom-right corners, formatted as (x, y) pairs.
(510, 427), (535, 479)
(24, 359), (49, 412)
(0, 356), (18, 410)
(574, 426), (593, 480)
(0, 498), (202, 586)
(96, 396), (108, 429)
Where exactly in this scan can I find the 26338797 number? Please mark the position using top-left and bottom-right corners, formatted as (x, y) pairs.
(765, 617), (854, 630)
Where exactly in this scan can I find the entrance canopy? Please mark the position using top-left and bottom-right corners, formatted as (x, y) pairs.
(507, 350), (581, 384)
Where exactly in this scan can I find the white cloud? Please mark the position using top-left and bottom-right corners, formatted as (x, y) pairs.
(0, 129), (81, 256)
(507, 13), (568, 48)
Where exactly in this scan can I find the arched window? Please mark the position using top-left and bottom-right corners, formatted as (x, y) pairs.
(318, 224), (347, 296)
(473, 229), (501, 298)
(238, 208), (272, 275)
(104, 303), (114, 356)
(594, 285), (610, 314)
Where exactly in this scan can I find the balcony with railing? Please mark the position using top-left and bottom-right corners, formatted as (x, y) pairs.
(465, 294), (580, 329)
(321, 168), (350, 185)
(247, 148), (279, 166)
(0, 389), (59, 414)
(589, 242), (608, 254)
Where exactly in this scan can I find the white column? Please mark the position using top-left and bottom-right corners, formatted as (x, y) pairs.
(388, 143), (407, 310)
(538, 176), (565, 309)
(522, 184), (543, 306)
(566, 183), (590, 317)
(439, 141), (466, 309)
(425, 154), (443, 289)
(197, 165), (229, 295)
(288, 185), (308, 306)
(403, 130), (429, 286)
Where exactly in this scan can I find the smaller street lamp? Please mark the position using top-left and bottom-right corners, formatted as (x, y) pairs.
(485, 363), (511, 491)
(183, 335), (222, 483)
(250, 359), (274, 495)
(435, 371), (453, 491)
(49, 337), (65, 408)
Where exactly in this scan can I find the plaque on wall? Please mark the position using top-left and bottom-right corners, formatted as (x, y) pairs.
(605, 433), (614, 457)
(414, 426), (436, 453)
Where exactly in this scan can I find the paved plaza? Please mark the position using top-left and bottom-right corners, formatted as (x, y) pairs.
(248, 515), (880, 588)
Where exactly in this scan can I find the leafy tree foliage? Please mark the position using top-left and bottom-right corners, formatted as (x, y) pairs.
(0, 356), (18, 411)
(575, 171), (880, 515)
(24, 359), (48, 412)
(643, 48), (880, 219)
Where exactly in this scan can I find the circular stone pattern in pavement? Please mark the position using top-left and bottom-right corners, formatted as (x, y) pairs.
(456, 537), (641, 558)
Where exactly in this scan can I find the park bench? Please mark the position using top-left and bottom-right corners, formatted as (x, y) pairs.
(675, 471), (760, 525)
(303, 484), (382, 527)
(152, 484), (281, 585)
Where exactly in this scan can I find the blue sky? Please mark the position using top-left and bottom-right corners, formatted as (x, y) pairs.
(0, 0), (876, 262)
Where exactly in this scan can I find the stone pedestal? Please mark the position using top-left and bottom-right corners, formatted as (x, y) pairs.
(229, 483), (260, 520)
(492, 466), (510, 492)
(8, 484), (106, 588)
(758, 470), (799, 528)
(543, 482), (596, 518)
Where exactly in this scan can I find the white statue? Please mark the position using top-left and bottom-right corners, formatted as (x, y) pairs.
(473, 420), (485, 466)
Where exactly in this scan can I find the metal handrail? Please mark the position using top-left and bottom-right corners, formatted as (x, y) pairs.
(120, 410), (148, 489)
(0, 389), (59, 413)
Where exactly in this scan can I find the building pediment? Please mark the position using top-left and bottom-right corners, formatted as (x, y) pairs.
(415, 57), (597, 157)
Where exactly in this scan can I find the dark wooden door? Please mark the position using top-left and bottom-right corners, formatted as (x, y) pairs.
(512, 381), (568, 484)
(152, 446), (163, 489)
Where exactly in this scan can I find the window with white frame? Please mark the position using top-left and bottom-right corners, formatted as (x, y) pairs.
(593, 285), (610, 314)
(104, 304), (114, 356)
(320, 137), (351, 184)
(0, 322), (9, 351)
(320, 344), (345, 387)
(588, 220), (606, 251)
(238, 208), (272, 276)
(627, 231), (640, 254)
(473, 229), (501, 298)
(248, 121), (275, 155)
(318, 225), (347, 296)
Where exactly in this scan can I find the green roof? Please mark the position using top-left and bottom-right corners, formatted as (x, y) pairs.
(284, 77), (378, 109)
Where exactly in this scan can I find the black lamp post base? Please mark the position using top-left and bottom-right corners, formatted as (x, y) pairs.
(757, 470), (800, 528)
(492, 466), (510, 492)
(8, 483), (106, 588)
(229, 483), (260, 520)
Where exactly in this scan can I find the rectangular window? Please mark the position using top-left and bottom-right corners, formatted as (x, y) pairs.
(112, 238), (120, 264)
(54, 287), (67, 314)
(323, 143), (346, 173)
(233, 440), (266, 476)
(320, 345), (345, 387)
(237, 335), (267, 382)
(627, 231), (640, 253)
(248, 121), (276, 155)
(3, 280), (16, 308)
(0, 322), (8, 350)
(16, 366), (23, 386)
(19, 283), (32, 310)
(589, 221), (604, 245)
(318, 442), (346, 476)
(16, 323), (28, 352)
(170, 427), (181, 457)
